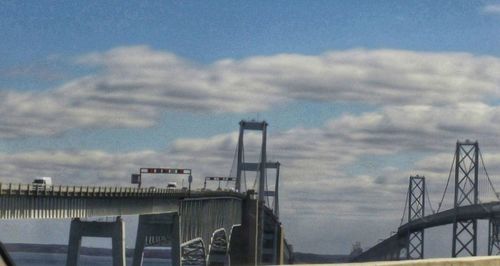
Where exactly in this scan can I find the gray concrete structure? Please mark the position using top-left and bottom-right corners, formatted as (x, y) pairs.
(206, 228), (229, 266)
(132, 213), (180, 266)
(57, 190), (283, 265)
(229, 193), (259, 266)
(0, 185), (289, 266)
(0, 185), (242, 219)
(66, 217), (125, 266)
(0, 120), (293, 265)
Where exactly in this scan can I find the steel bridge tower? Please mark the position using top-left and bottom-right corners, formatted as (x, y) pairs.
(488, 216), (500, 255)
(267, 161), (280, 217)
(235, 120), (268, 263)
(452, 140), (479, 257)
(235, 120), (267, 198)
(407, 175), (425, 260)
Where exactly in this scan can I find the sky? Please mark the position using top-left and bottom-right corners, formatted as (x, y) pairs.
(1, 0), (500, 257)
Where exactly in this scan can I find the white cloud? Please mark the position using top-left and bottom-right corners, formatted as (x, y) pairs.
(2, 46), (500, 138)
(5, 100), (500, 252)
(4, 46), (500, 254)
(5, 101), (500, 211)
(482, 4), (500, 14)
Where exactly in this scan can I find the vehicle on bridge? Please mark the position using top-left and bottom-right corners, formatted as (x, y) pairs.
(32, 177), (52, 187)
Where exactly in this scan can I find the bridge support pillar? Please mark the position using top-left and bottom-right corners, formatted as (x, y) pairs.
(230, 194), (258, 265)
(261, 207), (282, 264)
(207, 229), (229, 266)
(66, 217), (125, 266)
(132, 213), (180, 266)
(277, 225), (284, 264)
(488, 216), (500, 255)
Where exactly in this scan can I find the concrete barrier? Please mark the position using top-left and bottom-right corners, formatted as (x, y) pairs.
(328, 256), (500, 266)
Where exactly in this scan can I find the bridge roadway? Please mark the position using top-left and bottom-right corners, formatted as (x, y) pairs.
(398, 201), (500, 234)
(0, 183), (243, 219)
(354, 201), (500, 262)
(0, 183), (290, 265)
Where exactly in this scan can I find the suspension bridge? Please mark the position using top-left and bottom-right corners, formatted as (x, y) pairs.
(0, 120), (293, 266)
(353, 140), (500, 262)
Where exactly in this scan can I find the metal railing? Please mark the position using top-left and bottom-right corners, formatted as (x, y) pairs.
(0, 183), (244, 199)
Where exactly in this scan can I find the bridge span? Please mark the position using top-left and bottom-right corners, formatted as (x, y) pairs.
(399, 201), (500, 234)
(353, 201), (500, 262)
(353, 141), (500, 262)
(0, 184), (242, 219)
(0, 120), (294, 266)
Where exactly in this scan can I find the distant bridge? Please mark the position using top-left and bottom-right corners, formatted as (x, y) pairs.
(399, 202), (500, 234)
(354, 140), (500, 262)
(0, 120), (293, 266)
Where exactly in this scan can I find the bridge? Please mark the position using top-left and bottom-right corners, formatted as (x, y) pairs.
(353, 140), (500, 262)
(0, 120), (293, 266)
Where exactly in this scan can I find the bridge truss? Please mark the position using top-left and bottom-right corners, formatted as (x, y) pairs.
(453, 141), (479, 257)
(407, 175), (425, 259)
(354, 140), (500, 262)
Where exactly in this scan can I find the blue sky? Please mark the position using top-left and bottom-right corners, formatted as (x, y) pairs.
(2, 1), (499, 74)
(2, 0), (500, 256)
(1, 0), (498, 151)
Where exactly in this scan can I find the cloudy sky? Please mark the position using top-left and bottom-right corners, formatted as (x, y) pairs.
(1, 0), (500, 257)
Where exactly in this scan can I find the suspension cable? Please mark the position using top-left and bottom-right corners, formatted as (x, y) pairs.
(437, 153), (455, 213)
(400, 187), (409, 226)
(227, 142), (239, 188)
(252, 170), (258, 189)
(242, 144), (247, 191)
(425, 184), (436, 214)
(479, 149), (500, 200)
(265, 166), (270, 206)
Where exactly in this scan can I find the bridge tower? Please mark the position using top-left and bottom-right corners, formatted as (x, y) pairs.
(235, 120), (267, 198)
(263, 161), (280, 217)
(235, 120), (269, 264)
(452, 140), (479, 257)
(406, 175), (425, 260)
(488, 216), (500, 255)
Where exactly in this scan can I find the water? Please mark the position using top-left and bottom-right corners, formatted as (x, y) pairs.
(10, 252), (171, 266)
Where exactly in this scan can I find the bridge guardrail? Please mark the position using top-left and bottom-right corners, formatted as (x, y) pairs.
(0, 183), (245, 199)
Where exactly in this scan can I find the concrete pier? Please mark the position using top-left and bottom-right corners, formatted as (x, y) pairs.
(132, 213), (180, 266)
(66, 217), (125, 266)
(230, 195), (259, 265)
(334, 255), (500, 265)
(207, 228), (228, 266)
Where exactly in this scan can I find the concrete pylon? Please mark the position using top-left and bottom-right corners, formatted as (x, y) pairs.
(132, 213), (180, 266)
(229, 193), (259, 265)
(207, 229), (228, 266)
(66, 217), (125, 266)
(261, 206), (283, 265)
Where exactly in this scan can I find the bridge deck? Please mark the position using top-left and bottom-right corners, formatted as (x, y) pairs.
(398, 201), (500, 234)
(340, 255), (500, 265)
(354, 201), (500, 261)
(0, 183), (244, 199)
(0, 183), (244, 219)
